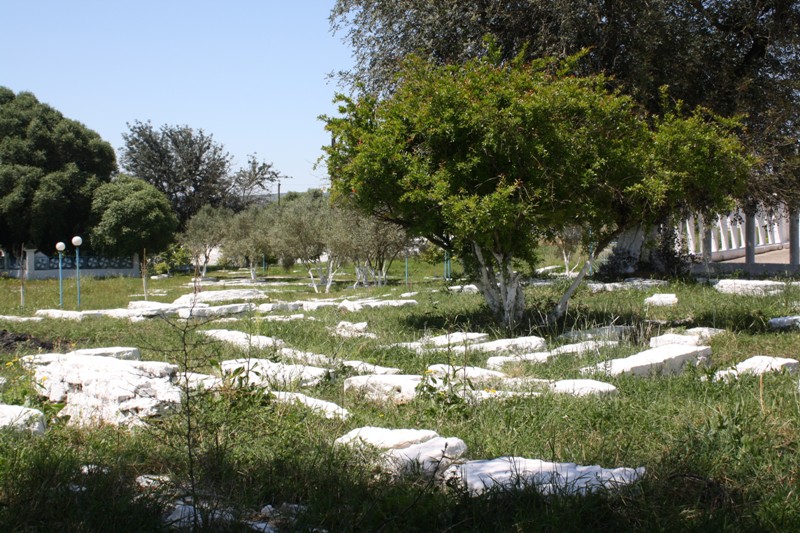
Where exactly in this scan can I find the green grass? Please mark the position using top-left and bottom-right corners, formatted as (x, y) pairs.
(1, 265), (799, 531)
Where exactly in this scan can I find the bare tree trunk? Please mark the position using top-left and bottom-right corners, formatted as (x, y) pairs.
(472, 243), (525, 330)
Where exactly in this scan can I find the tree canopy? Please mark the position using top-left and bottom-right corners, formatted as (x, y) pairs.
(323, 53), (752, 328)
(89, 174), (177, 258)
(0, 87), (117, 253)
(119, 121), (233, 227)
(331, 0), (799, 207)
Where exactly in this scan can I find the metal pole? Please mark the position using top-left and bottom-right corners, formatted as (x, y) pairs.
(75, 246), (81, 310)
(58, 252), (63, 308)
(405, 253), (409, 287)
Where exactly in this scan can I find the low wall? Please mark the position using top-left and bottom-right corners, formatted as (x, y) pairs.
(1, 249), (140, 280)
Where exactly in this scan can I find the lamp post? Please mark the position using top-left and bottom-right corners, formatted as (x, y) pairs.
(55, 242), (65, 308)
(72, 236), (82, 309)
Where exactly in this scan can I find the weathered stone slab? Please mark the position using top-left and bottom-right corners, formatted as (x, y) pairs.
(448, 284), (480, 294)
(714, 355), (799, 382)
(644, 293), (678, 306)
(0, 404), (46, 434)
(485, 353), (552, 370)
(768, 316), (800, 331)
(178, 303), (255, 319)
(0, 315), (43, 323)
(551, 340), (619, 355)
(278, 348), (332, 366)
(200, 329), (285, 350)
(559, 326), (634, 342)
(426, 364), (506, 382)
(258, 302), (303, 313)
(426, 332), (489, 347)
(22, 353), (180, 426)
(332, 321), (377, 339)
(382, 436), (468, 477)
(219, 358), (330, 388)
(335, 426), (439, 449)
(587, 278), (668, 293)
(582, 344), (711, 377)
(339, 299), (418, 312)
(343, 374), (422, 404)
(550, 379), (617, 397)
(714, 279), (786, 296)
(34, 309), (102, 321)
(442, 457), (645, 496)
(71, 347), (141, 360)
(650, 328), (725, 348)
(271, 391), (350, 420)
(342, 361), (401, 375)
(172, 289), (267, 305)
(450, 336), (548, 355)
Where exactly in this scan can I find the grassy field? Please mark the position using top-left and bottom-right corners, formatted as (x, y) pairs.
(0, 260), (799, 531)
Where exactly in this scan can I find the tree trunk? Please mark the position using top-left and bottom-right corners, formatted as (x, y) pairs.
(471, 242), (525, 331)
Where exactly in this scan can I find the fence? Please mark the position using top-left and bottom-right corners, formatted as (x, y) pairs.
(1, 249), (140, 280)
(679, 208), (800, 274)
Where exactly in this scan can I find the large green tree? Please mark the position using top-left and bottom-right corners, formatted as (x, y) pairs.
(119, 121), (233, 227)
(89, 175), (177, 257)
(0, 87), (117, 254)
(323, 54), (752, 328)
(331, 0), (799, 207)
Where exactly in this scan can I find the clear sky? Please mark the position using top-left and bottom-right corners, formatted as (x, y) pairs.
(0, 1), (353, 192)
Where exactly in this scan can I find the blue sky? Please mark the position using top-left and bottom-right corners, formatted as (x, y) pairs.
(0, 1), (353, 192)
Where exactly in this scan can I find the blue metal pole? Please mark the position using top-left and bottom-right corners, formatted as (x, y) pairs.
(75, 247), (81, 310)
(58, 252), (63, 308)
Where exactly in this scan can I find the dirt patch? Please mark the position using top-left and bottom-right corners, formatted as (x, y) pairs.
(0, 330), (54, 352)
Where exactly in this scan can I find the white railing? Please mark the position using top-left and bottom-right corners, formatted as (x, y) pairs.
(680, 209), (789, 261)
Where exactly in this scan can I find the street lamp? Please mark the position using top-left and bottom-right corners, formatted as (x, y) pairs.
(72, 236), (82, 309)
(55, 242), (65, 308)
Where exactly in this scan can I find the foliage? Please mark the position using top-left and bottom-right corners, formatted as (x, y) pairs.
(322, 52), (752, 328)
(220, 206), (273, 280)
(229, 153), (284, 209)
(180, 205), (233, 277)
(89, 174), (178, 258)
(0, 87), (116, 253)
(119, 120), (233, 228)
(3, 273), (800, 530)
(331, 0), (800, 207)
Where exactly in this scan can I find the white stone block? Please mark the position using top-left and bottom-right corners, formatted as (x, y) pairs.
(426, 332), (489, 347)
(178, 303), (255, 319)
(219, 358), (331, 388)
(426, 364), (506, 382)
(768, 316), (800, 331)
(559, 326), (634, 342)
(0, 315), (43, 323)
(382, 436), (468, 477)
(454, 336), (547, 354)
(335, 426), (438, 449)
(644, 293), (678, 306)
(343, 374), (422, 404)
(550, 379), (617, 397)
(485, 352), (552, 370)
(582, 344), (711, 377)
(714, 279), (785, 296)
(200, 329), (285, 350)
(70, 347), (141, 360)
(271, 391), (350, 420)
(0, 404), (46, 434)
(342, 361), (401, 375)
(172, 289), (267, 305)
(442, 457), (645, 496)
(22, 353), (180, 426)
(714, 355), (799, 381)
(551, 340), (618, 355)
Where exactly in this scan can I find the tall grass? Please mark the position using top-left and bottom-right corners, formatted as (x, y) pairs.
(0, 266), (799, 530)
